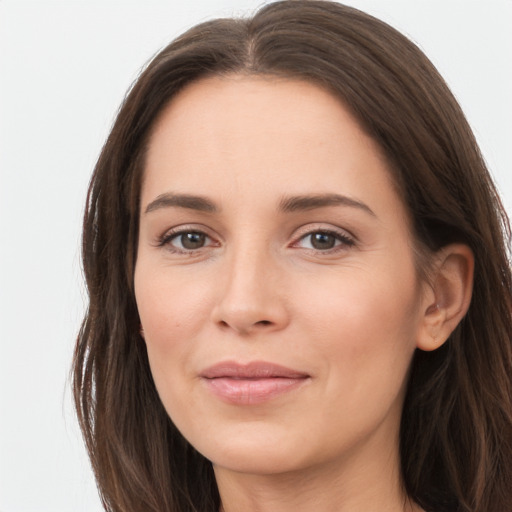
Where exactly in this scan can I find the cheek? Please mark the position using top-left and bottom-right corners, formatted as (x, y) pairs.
(134, 269), (210, 432)
(134, 265), (213, 392)
(292, 268), (420, 447)
(297, 262), (421, 382)
(136, 264), (208, 338)
(304, 262), (419, 333)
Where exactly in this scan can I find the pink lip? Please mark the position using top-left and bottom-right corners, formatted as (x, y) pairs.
(200, 361), (310, 405)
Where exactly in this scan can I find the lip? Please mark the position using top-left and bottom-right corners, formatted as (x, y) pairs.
(200, 361), (310, 405)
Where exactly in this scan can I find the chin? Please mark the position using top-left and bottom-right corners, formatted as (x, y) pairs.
(185, 421), (329, 477)
(160, 402), (302, 474)
(210, 446), (308, 476)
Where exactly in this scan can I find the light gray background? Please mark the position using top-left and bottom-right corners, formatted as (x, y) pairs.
(0, 1), (511, 511)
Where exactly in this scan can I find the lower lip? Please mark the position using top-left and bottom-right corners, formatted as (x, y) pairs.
(202, 376), (309, 405)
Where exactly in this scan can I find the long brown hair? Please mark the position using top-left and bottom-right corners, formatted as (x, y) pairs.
(73, 2), (512, 511)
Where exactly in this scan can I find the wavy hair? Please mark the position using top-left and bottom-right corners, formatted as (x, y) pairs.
(73, 2), (512, 511)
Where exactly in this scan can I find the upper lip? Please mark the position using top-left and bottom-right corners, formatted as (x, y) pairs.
(200, 361), (310, 379)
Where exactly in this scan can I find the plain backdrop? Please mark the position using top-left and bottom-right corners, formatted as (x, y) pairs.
(0, 1), (511, 511)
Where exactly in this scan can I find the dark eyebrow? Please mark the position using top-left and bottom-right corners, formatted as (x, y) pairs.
(279, 193), (376, 217)
(144, 193), (218, 214)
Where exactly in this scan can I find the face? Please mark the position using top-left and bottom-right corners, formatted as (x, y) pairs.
(134, 76), (427, 477)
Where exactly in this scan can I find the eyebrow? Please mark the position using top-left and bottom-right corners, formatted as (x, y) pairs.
(144, 193), (218, 214)
(279, 193), (376, 217)
(144, 191), (375, 217)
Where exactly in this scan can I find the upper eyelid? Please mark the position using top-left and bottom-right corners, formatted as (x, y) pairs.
(160, 223), (217, 238)
(291, 223), (356, 241)
(154, 222), (356, 246)
(291, 232), (355, 250)
(155, 225), (219, 251)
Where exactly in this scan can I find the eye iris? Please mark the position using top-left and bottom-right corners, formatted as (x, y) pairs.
(181, 232), (206, 249)
(311, 232), (336, 250)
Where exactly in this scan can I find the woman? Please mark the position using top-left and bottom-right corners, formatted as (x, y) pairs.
(73, 1), (512, 511)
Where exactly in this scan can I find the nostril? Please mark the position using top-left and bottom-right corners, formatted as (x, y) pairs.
(256, 320), (272, 326)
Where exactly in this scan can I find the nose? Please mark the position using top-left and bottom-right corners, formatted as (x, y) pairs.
(211, 245), (290, 336)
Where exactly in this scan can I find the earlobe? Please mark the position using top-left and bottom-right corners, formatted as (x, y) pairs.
(417, 244), (474, 351)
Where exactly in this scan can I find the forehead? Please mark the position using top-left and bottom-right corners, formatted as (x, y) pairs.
(147, 75), (379, 164)
(142, 75), (406, 224)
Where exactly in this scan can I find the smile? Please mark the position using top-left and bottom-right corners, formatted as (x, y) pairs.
(199, 361), (310, 405)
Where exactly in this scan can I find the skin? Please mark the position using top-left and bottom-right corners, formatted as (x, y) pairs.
(134, 75), (441, 512)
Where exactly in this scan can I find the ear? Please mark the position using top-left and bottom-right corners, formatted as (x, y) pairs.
(417, 244), (474, 351)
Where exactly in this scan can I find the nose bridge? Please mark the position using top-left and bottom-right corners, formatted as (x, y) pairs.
(229, 235), (267, 291)
(213, 234), (288, 334)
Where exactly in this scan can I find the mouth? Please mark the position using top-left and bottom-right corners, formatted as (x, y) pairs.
(199, 361), (310, 405)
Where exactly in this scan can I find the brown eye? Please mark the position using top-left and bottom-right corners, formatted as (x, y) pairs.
(161, 231), (211, 252)
(309, 232), (337, 250)
(177, 232), (207, 250)
(294, 229), (355, 252)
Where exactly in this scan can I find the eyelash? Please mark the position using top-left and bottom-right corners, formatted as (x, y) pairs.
(157, 226), (355, 255)
(157, 227), (217, 254)
(292, 229), (355, 253)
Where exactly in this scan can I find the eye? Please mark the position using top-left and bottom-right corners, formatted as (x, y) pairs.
(159, 229), (215, 253)
(295, 230), (355, 251)
(173, 231), (208, 250)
